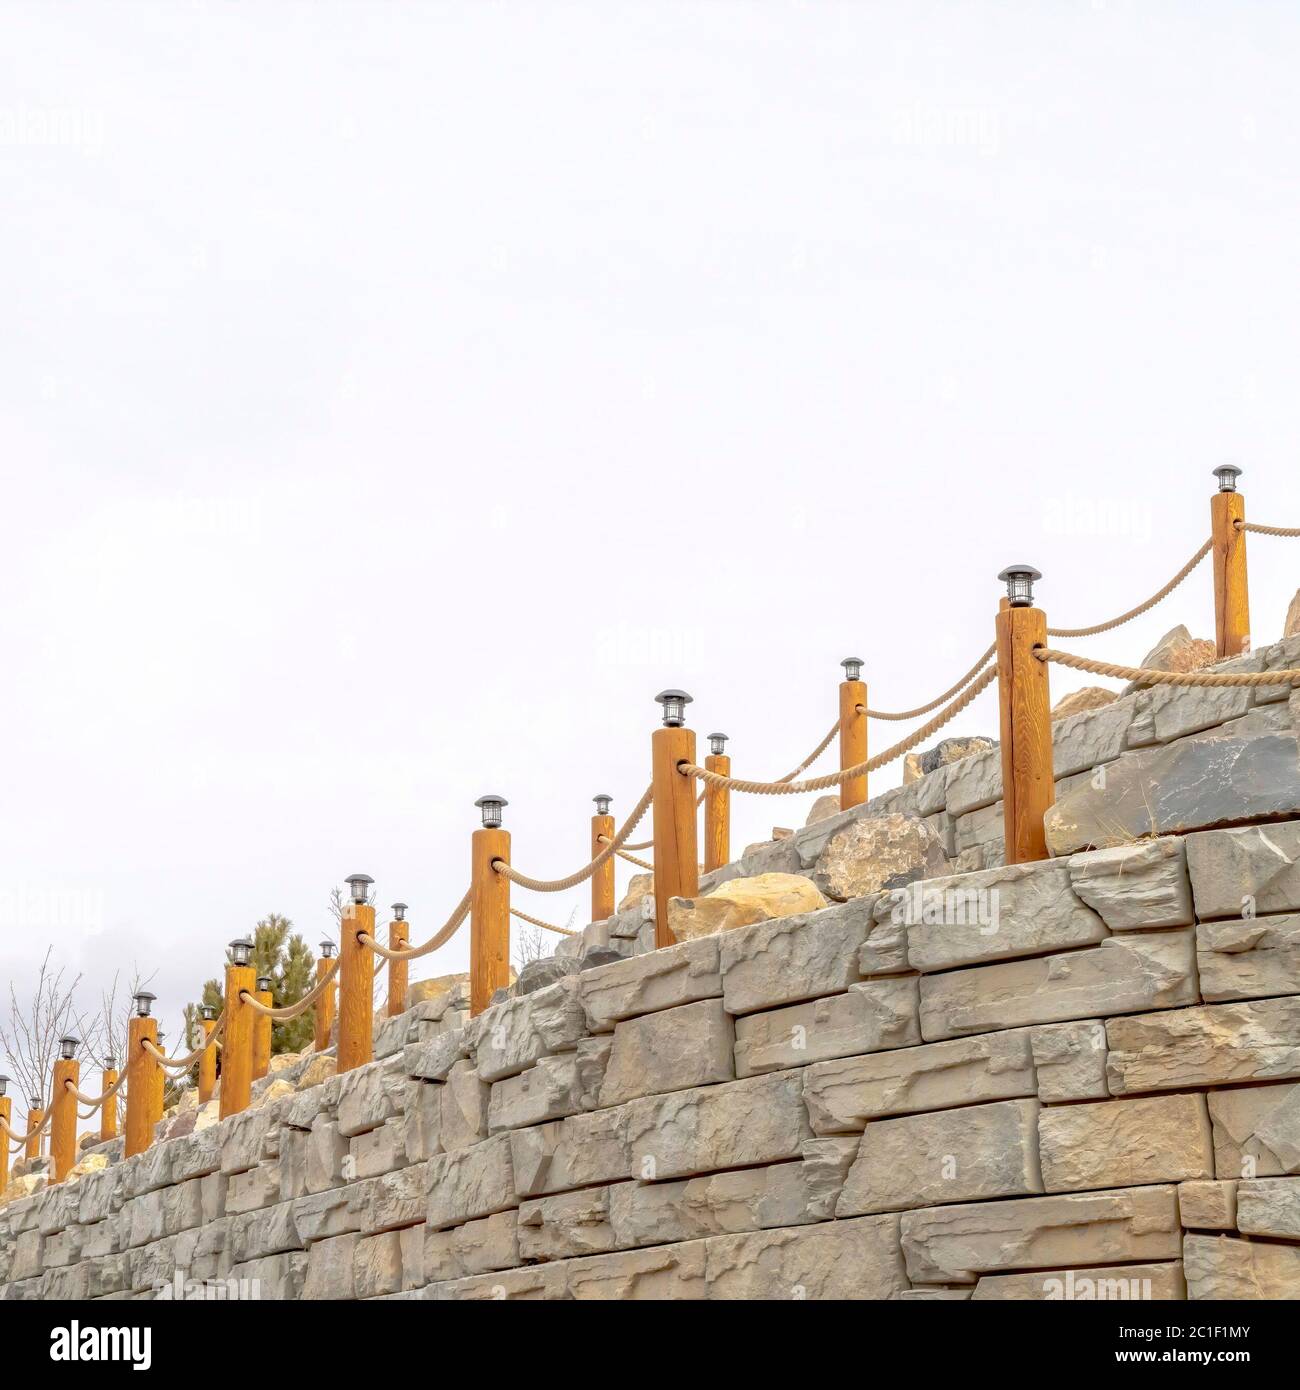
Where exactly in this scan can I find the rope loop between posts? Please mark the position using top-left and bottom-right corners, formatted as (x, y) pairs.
(1034, 647), (1300, 688)
(680, 663), (996, 796)
(493, 786), (654, 892)
(0, 1107), (55, 1150)
(509, 906), (579, 937)
(862, 644), (998, 720)
(66, 1069), (129, 1110)
(355, 889), (472, 963)
(1237, 519), (1300, 537)
(238, 956), (342, 1019)
(1043, 537), (1214, 638)
(138, 1012), (227, 1072)
(596, 834), (653, 871)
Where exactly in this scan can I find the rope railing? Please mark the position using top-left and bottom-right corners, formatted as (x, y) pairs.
(509, 906), (579, 937)
(66, 1069), (129, 1110)
(1042, 537), (1213, 639)
(493, 786), (653, 892)
(1034, 647), (1300, 688)
(238, 958), (340, 1018)
(356, 889), (471, 963)
(680, 663), (997, 797)
(16, 473), (1293, 1161)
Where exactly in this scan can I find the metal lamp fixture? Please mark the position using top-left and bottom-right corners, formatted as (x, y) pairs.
(103, 1055), (115, 1070)
(229, 937), (254, 967)
(319, 939), (337, 959)
(475, 795), (507, 829)
(133, 990), (156, 1017)
(707, 732), (728, 756)
(256, 976), (272, 994)
(655, 689), (693, 728)
(998, 564), (1042, 608)
(345, 873), (373, 904)
(58, 1036), (78, 1061)
(0, 1075), (9, 1097)
(29, 1097), (40, 1110)
(592, 794), (612, 817)
(840, 657), (864, 683)
(1214, 464), (1243, 493)
(391, 902), (407, 921)
(200, 1005), (216, 1022)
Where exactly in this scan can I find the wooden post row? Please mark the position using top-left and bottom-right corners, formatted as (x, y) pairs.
(839, 659), (868, 811)
(387, 904), (409, 1019)
(591, 797), (615, 924)
(996, 567), (1054, 866)
(471, 798), (511, 1017)
(651, 691), (699, 951)
(703, 733), (730, 874)
(1211, 466), (1250, 659)
(51, 1053), (78, 1184)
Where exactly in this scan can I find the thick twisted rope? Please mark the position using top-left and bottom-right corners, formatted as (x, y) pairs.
(596, 834), (653, 871)
(239, 956), (342, 1018)
(509, 906), (579, 937)
(862, 644), (998, 720)
(1042, 537), (1214, 638)
(1237, 520), (1300, 537)
(138, 1012), (226, 1072)
(1, 1107), (54, 1150)
(682, 663), (996, 796)
(494, 786), (654, 892)
(357, 889), (471, 963)
(65, 1069), (129, 1110)
(1035, 648), (1300, 687)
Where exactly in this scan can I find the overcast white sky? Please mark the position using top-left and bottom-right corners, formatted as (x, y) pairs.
(3, 2), (1298, 1072)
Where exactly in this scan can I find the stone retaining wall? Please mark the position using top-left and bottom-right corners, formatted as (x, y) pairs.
(4, 638), (1300, 1301)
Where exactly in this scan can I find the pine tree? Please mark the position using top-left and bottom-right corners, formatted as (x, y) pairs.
(187, 913), (317, 1069)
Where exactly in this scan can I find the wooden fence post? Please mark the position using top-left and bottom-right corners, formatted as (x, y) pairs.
(996, 565), (1054, 865)
(704, 733), (731, 872)
(125, 991), (158, 1157)
(219, 941), (255, 1119)
(1211, 465), (1251, 658)
(252, 975), (274, 1080)
(51, 1038), (78, 1184)
(839, 658), (868, 810)
(387, 903), (409, 1018)
(197, 1009), (217, 1105)
(591, 796), (615, 923)
(315, 941), (337, 1053)
(651, 690), (698, 950)
(99, 1057), (118, 1143)
(338, 875), (375, 1073)
(471, 797), (511, 1016)
(0, 1083), (10, 1195)
(24, 1098), (43, 1161)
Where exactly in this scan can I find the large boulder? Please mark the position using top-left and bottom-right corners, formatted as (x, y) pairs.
(667, 873), (827, 942)
(1286, 590), (1300, 639)
(1140, 624), (1216, 674)
(1051, 686), (1117, 720)
(813, 812), (950, 902)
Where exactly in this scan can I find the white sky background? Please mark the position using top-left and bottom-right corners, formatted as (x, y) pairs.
(2, 1), (1299, 1069)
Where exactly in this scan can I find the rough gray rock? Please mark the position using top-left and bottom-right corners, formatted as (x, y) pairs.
(599, 999), (734, 1105)
(1067, 838), (1195, 930)
(803, 1029), (1037, 1133)
(1186, 822), (1300, 922)
(1046, 733), (1300, 856)
(1037, 1093), (1214, 1193)
(1197, 914), (1300, 1002)
(836, 1098), (1043, 1216)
